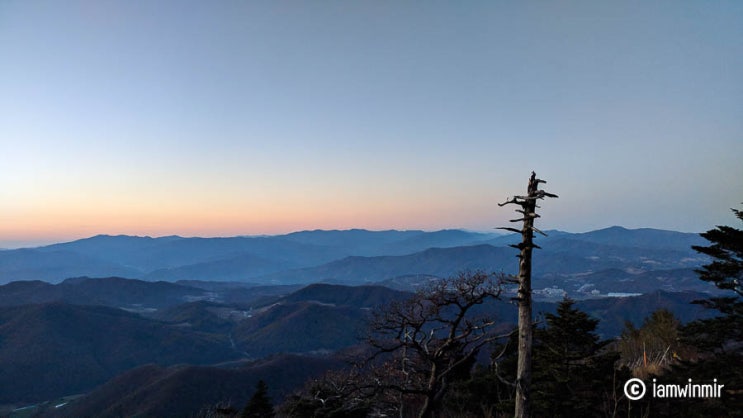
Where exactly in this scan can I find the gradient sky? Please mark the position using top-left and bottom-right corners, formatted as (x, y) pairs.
(1, 1), (742, 248)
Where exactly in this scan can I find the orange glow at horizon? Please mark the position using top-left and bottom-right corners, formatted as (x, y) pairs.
(1, 189), (500, 243)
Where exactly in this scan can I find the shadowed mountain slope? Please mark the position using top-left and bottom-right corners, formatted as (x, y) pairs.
(575, 290), (715, 337)
(48, 354), (345, 418)
(233, 301), (369, 358)
(279, 283), (411, 307)
(0, 282), (717, 410)
(0, 303), (241, 404)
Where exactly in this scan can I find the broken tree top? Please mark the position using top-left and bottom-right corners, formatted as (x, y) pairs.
(497, 171), (558, 236)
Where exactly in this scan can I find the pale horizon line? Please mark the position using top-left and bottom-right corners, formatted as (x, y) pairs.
(0, 224), (705, 250)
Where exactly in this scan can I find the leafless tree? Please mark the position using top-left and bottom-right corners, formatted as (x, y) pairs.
(365, 271), (512, 418)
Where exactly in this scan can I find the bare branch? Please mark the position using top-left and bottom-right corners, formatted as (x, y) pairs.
(516, 209), (541, 218)
(530, 226), (548, 237)
(539, 191), (559, 199)
(498, 197), (525, 207)
(363, 271), (511, 416)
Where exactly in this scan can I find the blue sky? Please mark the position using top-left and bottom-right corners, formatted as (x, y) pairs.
(1, 1), (742, 247)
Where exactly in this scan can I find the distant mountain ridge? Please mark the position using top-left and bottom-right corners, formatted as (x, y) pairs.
(0, 229), (498, 284)
(0, 277), (208, 309)
(0, 228), (708, 294)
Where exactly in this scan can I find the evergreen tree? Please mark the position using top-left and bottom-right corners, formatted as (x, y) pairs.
(242, 380), (275, 418)
(692, 206), (743, 297)
(531, 298), (613, 417)
(443, 300), (632, 418)
(657, 205), (743, 417)
(684, 205), (743, 353)
(684, 205), (743, 357)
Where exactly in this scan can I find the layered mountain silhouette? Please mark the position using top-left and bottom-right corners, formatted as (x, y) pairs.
(0, 277), (718, 411)
(0, 228), (708, 294)
(0, 226), (720, 414)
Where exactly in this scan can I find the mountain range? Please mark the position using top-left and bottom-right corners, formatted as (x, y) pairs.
(0, 226), (723, 415)
(0, 277), (717, 414)
(0, 227), (710, 297)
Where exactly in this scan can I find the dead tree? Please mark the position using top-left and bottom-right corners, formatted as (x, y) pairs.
(498, 171), (557, 418)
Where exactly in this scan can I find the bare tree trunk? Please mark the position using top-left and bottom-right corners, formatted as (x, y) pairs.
(418, 364), (438, 418)
(514, 174), (537, 418)
(499, 172), (557, 418)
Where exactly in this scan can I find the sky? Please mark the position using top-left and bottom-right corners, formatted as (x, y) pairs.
(1, 1), (742, 248)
